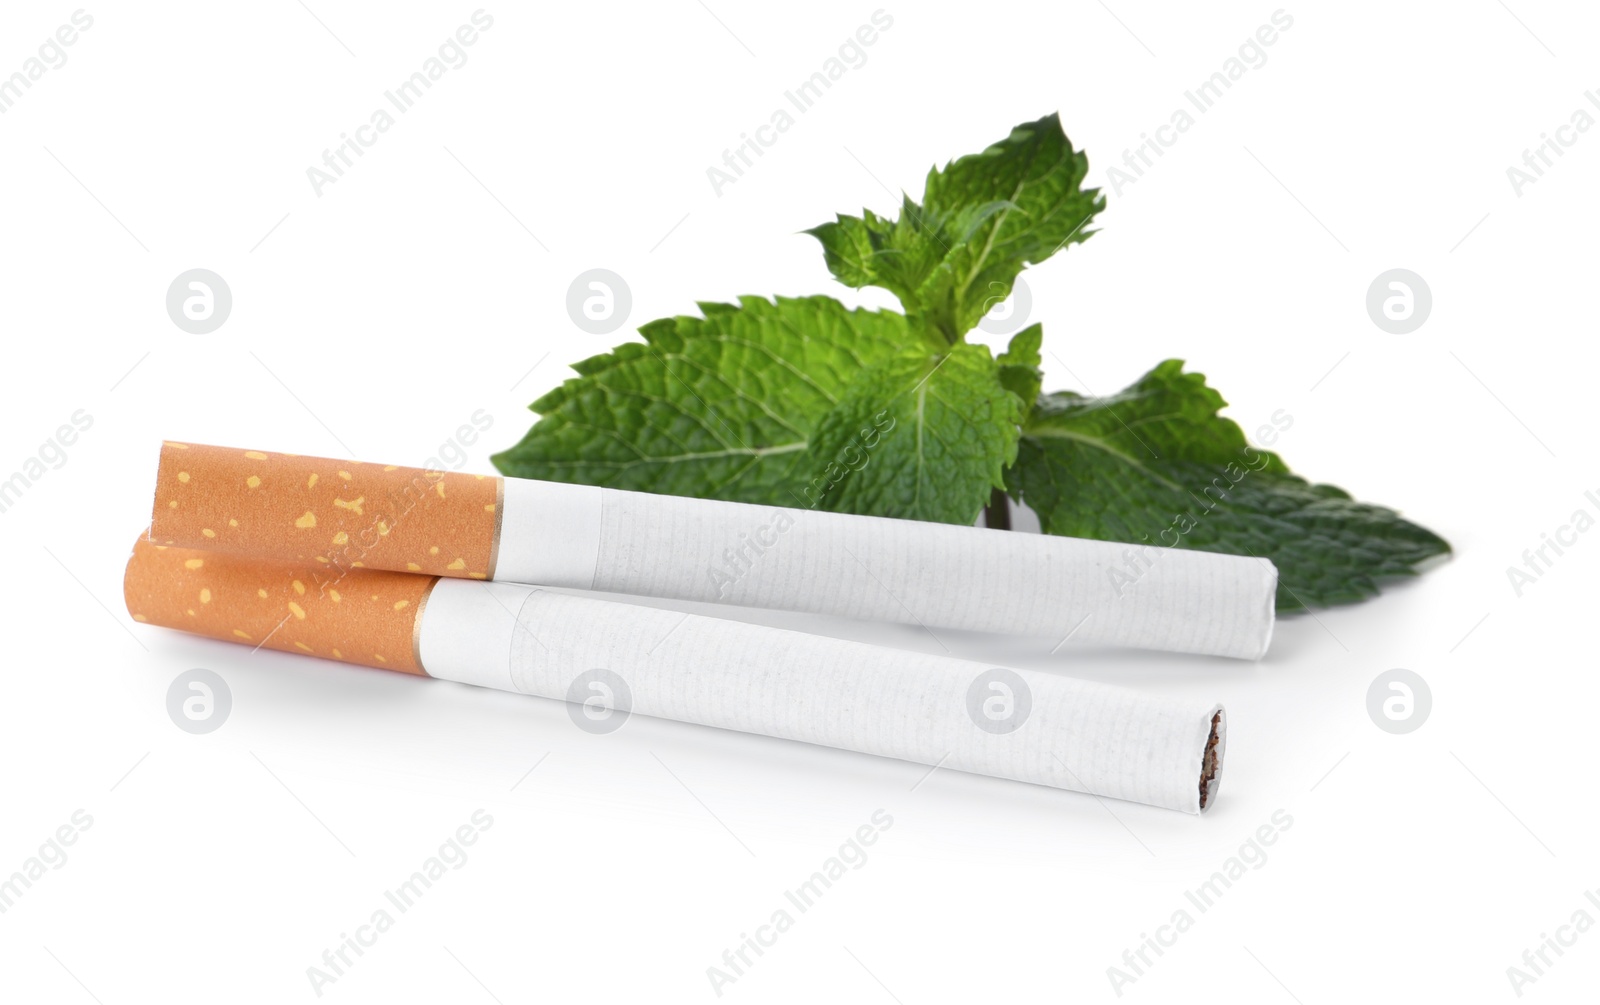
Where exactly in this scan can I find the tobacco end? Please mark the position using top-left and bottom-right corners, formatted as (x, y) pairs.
(1198, 710), (1223, 811)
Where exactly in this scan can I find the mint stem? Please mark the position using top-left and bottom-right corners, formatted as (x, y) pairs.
(984, 487), (1011, 530)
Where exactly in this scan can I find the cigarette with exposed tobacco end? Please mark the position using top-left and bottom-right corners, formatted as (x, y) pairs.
(124, 537), (1227, 814)
(148, 441), (1278, 660)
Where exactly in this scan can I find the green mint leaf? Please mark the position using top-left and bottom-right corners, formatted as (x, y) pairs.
(807, 113), (1103, 344)
(799, 342), (1021, 523)
(492, 296), (912, 504)
(1007, 360), (1451, 611)
(995, 323), (1043, 419)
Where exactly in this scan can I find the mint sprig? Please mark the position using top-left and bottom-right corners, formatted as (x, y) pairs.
(800, 342), (1020, 522)
(494, 114), (1449, 612)
(1008, 361), (1451, 610)
(492, 296), (912, 505)
(808, 113), (1103, 346)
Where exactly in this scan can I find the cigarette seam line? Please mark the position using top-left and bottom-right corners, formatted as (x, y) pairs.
(412, 576), (440, 676)
(485, 476), (506, 581)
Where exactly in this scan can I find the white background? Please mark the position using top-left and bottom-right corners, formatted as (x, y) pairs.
(1, 1), (1596, 1001)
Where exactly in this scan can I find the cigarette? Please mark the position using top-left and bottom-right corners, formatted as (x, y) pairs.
(149, 441), (1277, 659)
(124, 537), (1227, 813)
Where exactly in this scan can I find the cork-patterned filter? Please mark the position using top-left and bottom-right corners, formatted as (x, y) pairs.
(123, 536), (435, 674)
(149, 442), (501, 580)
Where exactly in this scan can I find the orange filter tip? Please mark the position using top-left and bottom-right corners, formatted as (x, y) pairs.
(124, 534), (435, 674)
(149, 441), (501, 580)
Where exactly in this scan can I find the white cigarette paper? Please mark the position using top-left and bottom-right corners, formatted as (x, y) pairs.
(152, 443), (1277, 660)
(125, 540), (1227, 814)
(500, 480), (1277, 660)
(422, 580), (1227, 814)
